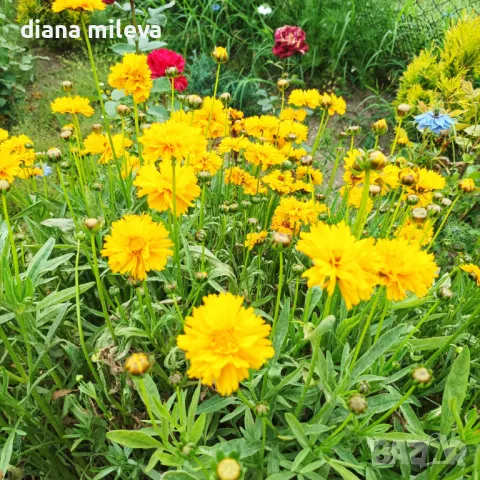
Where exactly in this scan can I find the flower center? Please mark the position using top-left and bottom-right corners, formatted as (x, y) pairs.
(128, 236), (146, 255)
(211, 328), (239, 355)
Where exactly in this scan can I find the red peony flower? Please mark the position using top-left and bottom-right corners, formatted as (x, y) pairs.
(147, 48), (189, 92)
(102, 0), (115, 4)
(272, 25), (309, 59)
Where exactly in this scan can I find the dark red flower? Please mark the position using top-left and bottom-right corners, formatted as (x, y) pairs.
(272, 25), (309, 59)
(101, 0), (115, 4)
(147, 48), (189, 92)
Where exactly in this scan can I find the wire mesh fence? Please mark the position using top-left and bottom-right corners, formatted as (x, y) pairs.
(356, 0), (480, 60)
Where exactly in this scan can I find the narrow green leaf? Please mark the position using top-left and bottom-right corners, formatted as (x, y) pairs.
(36, 282), (95, 310)
(440, 347), (470, 436)
(106, 430), (162, 449)
(273, 297), (290, 362)
(285, 413), (310, 450)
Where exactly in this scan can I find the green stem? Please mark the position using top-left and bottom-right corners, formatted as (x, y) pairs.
(353, 169), (371, 237)
(2, 190), (20, 284)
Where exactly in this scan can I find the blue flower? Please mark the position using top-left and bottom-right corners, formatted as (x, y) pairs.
(414, 111), (455, 135)
(211, 3), (221, 12)
(35, 164), (53, 177)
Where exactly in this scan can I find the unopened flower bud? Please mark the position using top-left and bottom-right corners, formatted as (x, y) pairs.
(195, 271), (208, 282)
(368, 151), (388, 171)
(346, 125), (361, 136)
(116, 104), (131, 116)
(441, 198), (452, 207)
(84, 218), (99, 231)
(315, 193), (325, 202)
(277, 78), (289, 91)
(219, 204), (230, 213)
(169, 372), (183, 386)
(292, 263), (305, 275)
(92, 123), (102, 133)
(369, 184), (381, 196)
(412, 207), (428, 224)
(412, 366), (432, 386)
(164, 282), (177, 294)
(255, 402), (270, 417)
(60, 130), (72, 141)
(371, 119), (388, 135)
(165, 66), (179, 78)
(459, 178), (475, 193)
(247, 217), (258, 226)
(61, 80), (73, 91)
(47, 148), (62, 162)
(396, 103), (411, 117)
(241, 200), (251, 209)
(92, 182), (103, 191)
(198, 171), (212, 183)
(251, 196), (262, 204)
(406, 194), (419, 205)
(358, 380), (370, 394)
(195, 229), (207, 242)
(229, 203), (239, 213)
(219, 92), (231, 105)
(300, 155), (313, 166)
(399, 168), (419, 186)
(282, 160), (293, 170)
(427, 204), (442, 217)
(272, 232), (291, 248)
(75, 231), (86, 241)
(0, 180), (11, 192)
(348, 393), (368, 414)
(433, 192), (443, 203)
(186, 95), (204, 110)
(109, 286), (120, 296)
(212, 46), (228, 64)
(124, 353), (150, 375)
(217, 458), (241, 480)
(438, 286), (453, 301)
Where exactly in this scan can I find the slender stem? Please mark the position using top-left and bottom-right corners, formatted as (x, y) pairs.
(353, 169), (371, 237)
(295, 338), (319, 417)
(2, 190), (20, 284)
(90, 234), (117, 342)
(75, 241), (101, 384)
(390, 117), (403, 157)
(272, 250), (284, 335)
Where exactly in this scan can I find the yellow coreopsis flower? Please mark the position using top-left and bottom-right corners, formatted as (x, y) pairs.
(262, 169), (295, 194)
(245, 231), (268, 250)
(101, 214), (173, 281)
(189, 151), (223, 175)
(177, 293), (274, 396)
(192, 97), (229, 139)
(52, 0), (105, 12)
(244, 142), (285, 171)
(0, 153), (22, 182)
(296, 166), (323, 185)
(244, 115), (280, 142)
(278, 120), (308, 145)
(217, 137), (251, 154)
(108, 53), (153, 104)
(279, 108), (308, 122)
(288, 89), (321, 109)
(297, 222), (379, 309)
(270, 197), (326, 235)
(405, 168), (446, 205)
(82, 133), (132, 164)
(461, 264), (480, 287)
(375, 238), (439, 301)
(121, 154), (140, 179)
(0, 128), (8, 143)
(134, 162), (201, 216)
(139, 120), (207, 163)
(325, 93), (346, 116)
(51, 96), (95, 117)
(396, 219), (433, 246)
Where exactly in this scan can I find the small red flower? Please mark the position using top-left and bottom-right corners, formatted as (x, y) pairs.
(272, 25), (309, 59)
(147, 48), (189, 92)
(101, 0), (115, 4)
